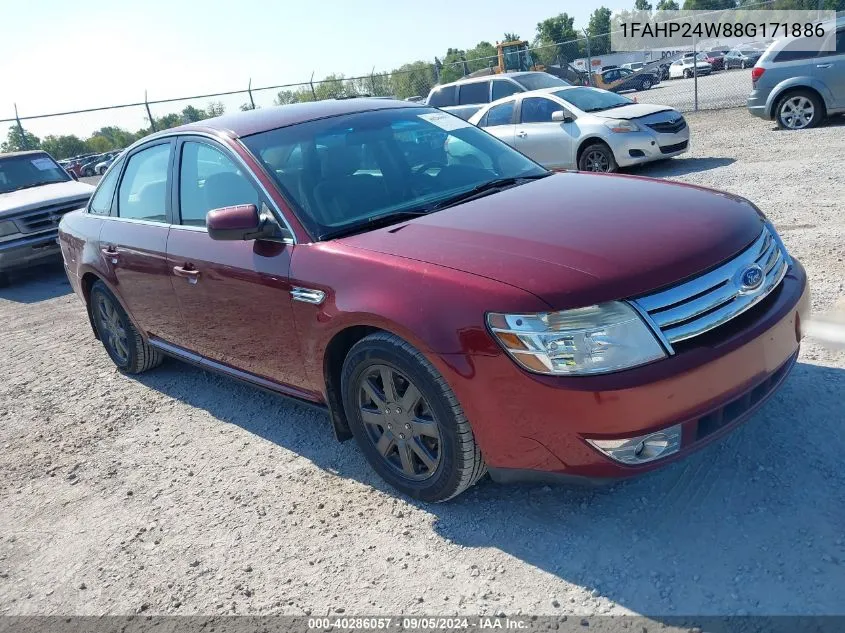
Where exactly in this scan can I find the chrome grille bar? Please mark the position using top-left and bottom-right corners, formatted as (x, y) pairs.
(631, 225), (789, 346)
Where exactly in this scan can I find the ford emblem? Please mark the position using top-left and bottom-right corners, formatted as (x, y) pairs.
(738, 264), (764, 292)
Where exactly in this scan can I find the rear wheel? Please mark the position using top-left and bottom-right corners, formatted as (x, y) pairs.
(775, 90), (823, 130)
(578, 142), (618, 173)
(341, 332), (485, 502)
(683, 69), (692, 79)
(641, 76), (652, 90)
(90, 280), (162, 374)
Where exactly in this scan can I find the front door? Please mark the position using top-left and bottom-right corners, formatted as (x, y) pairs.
(815, 28), (845, 109)
(477, 100), (517, 146)
(98, 140), (184, 343)
(513, 96), (575, 169)
(165, 137), (307, 392)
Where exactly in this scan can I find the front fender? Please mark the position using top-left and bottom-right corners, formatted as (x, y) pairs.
(765, 76), (833, 118)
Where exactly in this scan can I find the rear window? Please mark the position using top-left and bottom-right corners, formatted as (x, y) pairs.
(458, 81), (490, 105)
(491, 79), (522, 101)
(428, 86), (457, 107)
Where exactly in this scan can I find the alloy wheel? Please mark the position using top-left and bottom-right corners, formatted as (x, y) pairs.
(780, 96), (815, 130)
(584, 150), (611, 172)
(95, 294), (129, 364)
(357, 364), (442, 481)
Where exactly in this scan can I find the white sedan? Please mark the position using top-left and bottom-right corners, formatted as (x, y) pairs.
(668, 58), (712, 79)
(451, 86), (689, 173)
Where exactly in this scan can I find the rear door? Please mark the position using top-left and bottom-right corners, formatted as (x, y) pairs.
(815, 27), (845, 109)
(513, 96), (576, 169)
(457, 80), (491, 106)
(98, 139), (184, 342)
(165, 136), (306, 390)
(476, 100), (517, 146)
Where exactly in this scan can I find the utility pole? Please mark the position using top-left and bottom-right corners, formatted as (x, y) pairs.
(14, 103), (28, 150)
(584, 29), (593, 86)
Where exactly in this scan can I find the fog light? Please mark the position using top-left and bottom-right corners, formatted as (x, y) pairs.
(586, 424), (682, 465)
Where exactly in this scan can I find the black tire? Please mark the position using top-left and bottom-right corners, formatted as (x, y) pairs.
(683, 69), (692, 79)
(341, 332), (486, 502)
(640, 77), (652, 90)
(775, 89), (824, 131)
(578, 142), (618, 173)
(83, 168), (93, 177)
(740, 59), (747, 69)
(90, 280), (162, 374)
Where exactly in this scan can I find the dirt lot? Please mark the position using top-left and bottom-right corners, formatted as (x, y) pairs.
(2, 108), (844, 618)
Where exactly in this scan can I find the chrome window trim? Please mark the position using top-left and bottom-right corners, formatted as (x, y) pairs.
(98, 215), (170, 227)
(631, 224), (790, 346)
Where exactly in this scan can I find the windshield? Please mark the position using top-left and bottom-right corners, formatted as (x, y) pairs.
(513, 73), (571, 91)
(0, 153), (70, 194)
(552, 88), (632, 113)
(502, 45), (534, 72)
(242, 106), (546, 240)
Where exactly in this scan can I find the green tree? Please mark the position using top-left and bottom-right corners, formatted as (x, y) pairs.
(682, 0), (736, 8)
(503, 32), (521, 42)
(439, 48), (469, 83)
(313, 74), (347, 100)
(656, 0), (679, 8)
(391, 61), (436, 99)
(205, 101), (225, 117)
(1, 125), (40, 152)
(91, 126), (135, 149)
(534, 13), (581, 66)
(239, 102), (258, 111)
(181, 105), (207, 122)
(41, 134), (87, 159)
(465, 41), (498, 73)
(587, 7), (613, 56)
(86, 135), (113, 153)
(635, 0), (653, 9)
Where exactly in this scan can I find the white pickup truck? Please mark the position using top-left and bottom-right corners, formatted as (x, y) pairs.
(0, 150), (95, 286)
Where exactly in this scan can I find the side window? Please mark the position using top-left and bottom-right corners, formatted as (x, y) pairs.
(117, 144), (171, 222)
(88, 158), (123, 216)
(491, 79), (522, 101)
(818, 29), (845, 57)
(428, 86), (456, 107)
(520, 98), (561, 124)
(458, 81), (490, 105)
(483, 101), (515, 127)
(179, 142), (260, 227)
(774, 37), (821, 62)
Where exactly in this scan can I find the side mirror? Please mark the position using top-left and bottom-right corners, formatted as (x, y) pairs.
(551, 110), (574, 123)
(207, 203), (291, 242)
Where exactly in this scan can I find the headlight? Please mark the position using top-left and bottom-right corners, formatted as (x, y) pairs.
(603, 119), (640, 133)
(487, 302), (666, 376)
(0, 220), (19, 238)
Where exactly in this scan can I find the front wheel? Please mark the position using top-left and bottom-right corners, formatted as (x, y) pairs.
(341, 332), (486, 502)
(683, 69), (692, 79)
(83, 168), (93, 177)
(578, 142), (618, 173)
(90, 280), (162, 374)
(641, 77), (652, 90)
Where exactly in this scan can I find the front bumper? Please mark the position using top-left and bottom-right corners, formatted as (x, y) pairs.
(438, 260), (809, 481)
(0, 232), (62, 272)
(610, 128), (690, 167)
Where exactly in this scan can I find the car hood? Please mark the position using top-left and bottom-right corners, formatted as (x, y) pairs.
(340, 172), (764, 308)
(589, 103), (673, 120)
(0, 180), (95, 218)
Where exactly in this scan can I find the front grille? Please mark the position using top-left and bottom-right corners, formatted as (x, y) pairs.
(647, 117), (687, 134)
(696, 353), (795, 441)
(632, 225), (789, 346)
(659, 140), (689, 154)
(13, 199), (88, 234)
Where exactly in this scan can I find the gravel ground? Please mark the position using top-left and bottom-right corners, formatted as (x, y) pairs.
(1, 108), (844, 619)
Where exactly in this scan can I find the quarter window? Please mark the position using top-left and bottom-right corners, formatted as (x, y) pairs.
(117, 144), (171, 222)
(484, 101), (515, 127)
(491, 80), (522, 101)
(88, 158), (123, 216)
(458, 81), (490, 105)
(520, 98), (562, 124)
(179, 142), (260, 226)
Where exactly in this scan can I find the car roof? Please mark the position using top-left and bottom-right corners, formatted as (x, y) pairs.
(162, 98), (422, 139)
(432, 71), (547, 90)
(0, 150), (49, 159)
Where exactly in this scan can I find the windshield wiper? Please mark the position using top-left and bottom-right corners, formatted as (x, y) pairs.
(318, 209), (431, 240)
(424, 173), (551, 213)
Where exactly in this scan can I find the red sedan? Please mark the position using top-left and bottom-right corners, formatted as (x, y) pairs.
(58, 99), (809, 502)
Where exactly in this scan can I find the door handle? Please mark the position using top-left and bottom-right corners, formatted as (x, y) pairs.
(101, 246), (119, 264)
(816, 63), (832, 69)
(517, 131), (528, 138)
(173, 265), (200, 284)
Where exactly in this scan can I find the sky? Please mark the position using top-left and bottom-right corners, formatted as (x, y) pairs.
(1, 0), (618, 142)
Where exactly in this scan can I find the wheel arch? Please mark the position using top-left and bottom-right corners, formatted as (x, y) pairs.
(79, 270), (144, 342)
(576, 136), (614, 165)
(765, 79), (830, 119)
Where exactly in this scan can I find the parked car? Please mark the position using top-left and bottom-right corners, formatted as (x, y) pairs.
(724, 48), (763, 70)
(79, 153), (115, 177)
(0, 150), (95, 286)
(593, 66), (660, 92)
(703, 50), (726, 70)
(95, 152), (122, 175)
(747, 20), (845, 129)
(622, 62), (645, 71)
(463, 87), (688, 172)
(426, 72), (572, 121)
(65, 154), (98, 178)
(669, 58), (712, 78)
(57, 99), (808, 501)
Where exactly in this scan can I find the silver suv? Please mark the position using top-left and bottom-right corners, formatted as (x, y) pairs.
(0, 151), (94, 286)
(747, 19), (845, 130)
